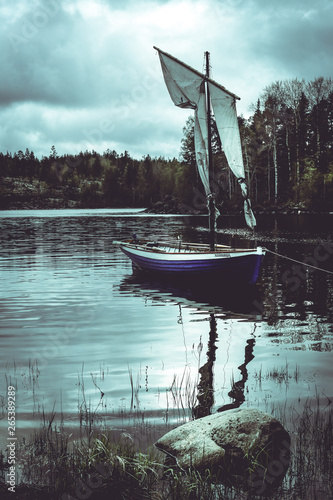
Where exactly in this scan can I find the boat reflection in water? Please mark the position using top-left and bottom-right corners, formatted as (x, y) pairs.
(119, 271), (262, 419)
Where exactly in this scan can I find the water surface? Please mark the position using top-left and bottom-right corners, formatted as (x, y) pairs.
(0, 209), (332, 443)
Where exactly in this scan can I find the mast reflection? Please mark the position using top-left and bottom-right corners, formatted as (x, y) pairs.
(118, 272), (262, 418)
(217, 334), (255, 413)
(193, 314), (218, 418)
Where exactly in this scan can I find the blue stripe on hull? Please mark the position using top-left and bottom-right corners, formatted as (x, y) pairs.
(121, 249), (263, 284)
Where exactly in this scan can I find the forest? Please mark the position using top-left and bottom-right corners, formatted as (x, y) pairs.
(1, 76), (332, 212)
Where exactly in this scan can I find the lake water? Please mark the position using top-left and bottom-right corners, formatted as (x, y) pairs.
(0, 208), (332, 446)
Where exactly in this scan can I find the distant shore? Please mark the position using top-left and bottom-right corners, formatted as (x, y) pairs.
(1, 177), (331, 215)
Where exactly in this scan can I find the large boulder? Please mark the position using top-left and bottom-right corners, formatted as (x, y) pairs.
(155, 408), (290, 496)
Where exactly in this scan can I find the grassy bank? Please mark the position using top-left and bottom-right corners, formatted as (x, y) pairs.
(0, 400), (332, 499)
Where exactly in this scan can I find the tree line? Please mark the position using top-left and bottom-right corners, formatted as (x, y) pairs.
(0, 147), (195, 209)
(1, 76), (332, 211)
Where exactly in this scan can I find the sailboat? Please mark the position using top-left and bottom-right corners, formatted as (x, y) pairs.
(113, 47), (265, 285)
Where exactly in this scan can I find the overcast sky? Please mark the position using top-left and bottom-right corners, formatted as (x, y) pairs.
(1, 0), (332, 161)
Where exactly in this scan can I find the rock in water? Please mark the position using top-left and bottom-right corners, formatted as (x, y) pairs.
(155, 408), (290, 496)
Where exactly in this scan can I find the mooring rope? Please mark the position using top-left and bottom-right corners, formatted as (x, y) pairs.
(265, 247), (333, 275)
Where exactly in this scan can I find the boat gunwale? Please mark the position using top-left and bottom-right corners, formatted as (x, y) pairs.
(117, 241), (265, 256)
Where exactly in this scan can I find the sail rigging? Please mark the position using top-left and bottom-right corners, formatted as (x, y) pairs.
(154, 46), (256, 230)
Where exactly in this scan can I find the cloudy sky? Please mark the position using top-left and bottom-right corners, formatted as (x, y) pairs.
(1, 0), (332, 161)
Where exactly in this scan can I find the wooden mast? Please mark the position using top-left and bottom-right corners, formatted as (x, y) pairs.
(205, 51), (215, 251)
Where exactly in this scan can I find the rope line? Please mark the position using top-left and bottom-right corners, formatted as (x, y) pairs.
(265, 247), (333, 275)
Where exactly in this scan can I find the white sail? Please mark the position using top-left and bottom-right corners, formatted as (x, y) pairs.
(156, 47), (256, 229)
(158, 51), (211, 196)
(208, 82), (256, 229)
(158, 51), (202, 109)
(194, 90), (210, 196)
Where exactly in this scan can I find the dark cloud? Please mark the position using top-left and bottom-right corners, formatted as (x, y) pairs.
(2, 2), (155, 105)
(2, 3), (82, 106)
(250, 3), (333, 77)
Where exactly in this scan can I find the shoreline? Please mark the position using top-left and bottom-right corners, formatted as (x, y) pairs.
(1, 203), (332, 216)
